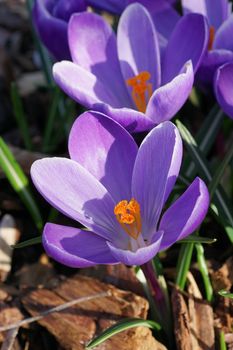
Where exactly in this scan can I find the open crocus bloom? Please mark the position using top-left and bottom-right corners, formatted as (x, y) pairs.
(215, 62), (233, 119)
(33, 0), (87, 60)
(182, 0), (233, 88)
(31, 111), (209, 267)
(53, 4), (208, 132)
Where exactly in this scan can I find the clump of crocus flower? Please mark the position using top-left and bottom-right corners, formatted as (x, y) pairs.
(31, 111), (209, 267)
(181, 0), (233, 88)
(53, 4), (208, 132)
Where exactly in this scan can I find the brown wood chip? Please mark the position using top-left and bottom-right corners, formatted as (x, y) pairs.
(0, 306), (23, 343)
(81, 264), (144, 296)
(172, 286), (193, 350)
(22, 275), (166, 350)
(172, 286), (215, 350)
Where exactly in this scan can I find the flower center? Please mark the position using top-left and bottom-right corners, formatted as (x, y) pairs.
(208, 26), (215, 51)
(114, 198), (142, 240)
(126, 71), (152, 113)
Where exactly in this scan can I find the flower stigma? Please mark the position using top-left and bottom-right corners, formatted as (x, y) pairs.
(208, 26), (215, 51)
(126, 71), (152, 113)
(114, 198), (142, 240)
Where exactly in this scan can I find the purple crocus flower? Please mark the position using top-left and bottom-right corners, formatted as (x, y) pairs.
(33, 0), (178, 61)
(181, 0), (233, 88)
(31, 111), (209, 267)
(87, 0), (179, 44)
(53, 4), (208, 132)
(33, 0), (87, 60)
(215, 62), (233, 119)
(87, 0), (176, 14)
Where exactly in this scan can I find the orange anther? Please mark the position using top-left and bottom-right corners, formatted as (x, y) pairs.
(138, 71), (151, 81)
(128, 198), (140, 214)
(126, 71), (152, 113)
(127, 76), (139, 87)
(114, 198), (142, 240)
(208, 26), (215, 51)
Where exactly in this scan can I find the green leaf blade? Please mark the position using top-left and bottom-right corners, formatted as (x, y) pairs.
(179, 236), (217, 244)
(176, 242), (194, 290)
(176, 119), (233, 243)
(86, 318), (161, 349)
(0, 138), (43, 231)
(218, 290), (233, 299)
(12, 236), (42, 249)
(11, 82), (33, 151)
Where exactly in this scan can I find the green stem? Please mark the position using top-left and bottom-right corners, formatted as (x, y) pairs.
(219, 331), (227, 350)
(47, 207), (59, 222)
(184, 106), (224, 178)
(26, 0), (53, 86)
(209, 132), (233, 198)
(176, 119), (233, 243)
(0, 138), (43, 231)
(42, 87), (61, 152)
(141, 261), (173, 345)
(176, 242), (194, 290)
(10, 83), (33, 151)
(195, 243), (213, 302)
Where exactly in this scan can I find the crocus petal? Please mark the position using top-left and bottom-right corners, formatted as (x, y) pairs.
(107, 231), (163, 266)
(52, 0), (86, 21)
(132, 121), (182, 239)
(87, 0), (176, 14)
(53, 61), (121, 108)
(87, 0), (126, 13)
(43, 223), (118, 268)
(68, 111), (138, 202)
(162, 13), (208, 84)
(182, 0), (230, 29)
(159, 177), (209, 251)
(31, 158), (119, 242)
(146, 61), (194, 124)
(196, 49), (233, 87)
(117, 3), (161, 93)
(53, 61), (154, 132)
(214, 14), (233, 51)
(129, 0), (176, 12)
(214, 62), (233, 119)
(151, 5), (180, 42)
(103, 105), (155, 132)
(33, 0), (70, 60)
(68, 12), (131, 106)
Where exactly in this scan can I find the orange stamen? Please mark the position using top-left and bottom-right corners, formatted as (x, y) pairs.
(208, 26), (215, 51)
(126, 71), (152, 113)
(114, 198), (142, 240)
